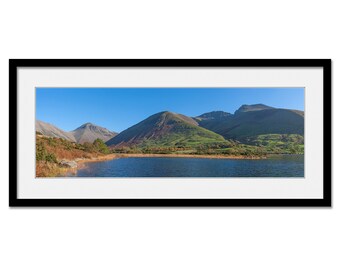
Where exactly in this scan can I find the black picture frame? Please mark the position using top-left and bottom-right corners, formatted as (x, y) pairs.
(9, 59), (332, 207)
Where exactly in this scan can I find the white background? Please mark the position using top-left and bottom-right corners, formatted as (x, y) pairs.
(18, 68), (322, 199)
(0, 1), (338, 270)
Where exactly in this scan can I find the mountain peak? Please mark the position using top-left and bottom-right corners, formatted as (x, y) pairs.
(158, 111), (180, 117)
(78, 122), (95, 129)
(157, 111), (173, 116)
(71, 123), (117, 143)
(151, 111), (198, 126)
(235, 104), (273, 114)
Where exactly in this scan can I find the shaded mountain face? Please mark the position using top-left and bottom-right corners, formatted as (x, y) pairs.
(106, 111), (225, 147)
(36, 120), (76, 142)
(235, 104), (273, 114)
(193, 111), (232, 134)
(195, 111), (231, 121)
(70, 123), (117, 144)
(195, 105), (304, 140)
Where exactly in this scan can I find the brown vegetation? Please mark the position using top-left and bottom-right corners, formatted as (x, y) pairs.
(36, 161), (76, 177)
(36, 136), (111, 177)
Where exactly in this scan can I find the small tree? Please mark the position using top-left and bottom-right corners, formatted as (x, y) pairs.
(93, 138), (110, 154)
(83, 142), (95, 152)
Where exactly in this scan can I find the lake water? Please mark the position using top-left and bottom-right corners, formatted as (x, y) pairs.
(75, 155), (304, 177)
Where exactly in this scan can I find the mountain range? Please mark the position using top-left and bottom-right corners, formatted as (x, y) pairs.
(36, 120), (117, 143)
(36, 104), (304, 147)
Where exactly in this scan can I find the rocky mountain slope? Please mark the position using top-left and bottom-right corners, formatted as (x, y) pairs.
(36, 120), (76, 142)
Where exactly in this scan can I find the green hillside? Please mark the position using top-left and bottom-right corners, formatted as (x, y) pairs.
(245, 134), (304, 154)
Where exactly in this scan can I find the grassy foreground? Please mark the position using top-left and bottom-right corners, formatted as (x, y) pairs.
(36, 135), (111, 177)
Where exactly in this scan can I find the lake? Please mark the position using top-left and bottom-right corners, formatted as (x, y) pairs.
(74, 155), (304, 177)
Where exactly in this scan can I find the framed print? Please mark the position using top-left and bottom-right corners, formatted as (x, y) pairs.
(9, 59), (331, 207)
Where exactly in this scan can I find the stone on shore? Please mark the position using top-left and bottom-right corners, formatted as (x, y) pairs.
(59, 160), (78, 168)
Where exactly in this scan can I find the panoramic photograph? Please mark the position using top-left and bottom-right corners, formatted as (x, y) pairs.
(35, 87), (304, 178)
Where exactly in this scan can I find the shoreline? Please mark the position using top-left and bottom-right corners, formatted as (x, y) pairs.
(73, 153), (266, 170)
(71, 152), (306, 166)
(75, 154), (119, 169)
(113, 153), (265, 160)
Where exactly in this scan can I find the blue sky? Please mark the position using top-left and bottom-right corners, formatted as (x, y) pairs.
(36, 87), (304, 132)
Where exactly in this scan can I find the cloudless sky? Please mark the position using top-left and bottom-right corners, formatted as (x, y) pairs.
(36, 87), (304, 132)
